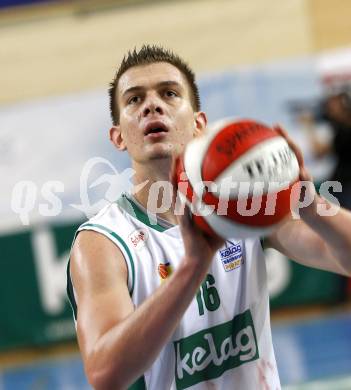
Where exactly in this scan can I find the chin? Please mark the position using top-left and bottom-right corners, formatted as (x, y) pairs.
(146, 144), (175, 160)
(148, 151), (173, 161)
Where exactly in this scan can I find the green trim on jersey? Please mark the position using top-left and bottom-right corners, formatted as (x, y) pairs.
(79, 222), (136, 295)
(117, 194), (168, 232)
(128, 375), (147, 390)
(66, 259), (77, 320)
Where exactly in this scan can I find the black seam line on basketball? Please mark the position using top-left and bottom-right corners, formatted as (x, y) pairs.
(260, 238), (266, 250)
(79, 223), (135, 296)
(121, 193), (169, 232)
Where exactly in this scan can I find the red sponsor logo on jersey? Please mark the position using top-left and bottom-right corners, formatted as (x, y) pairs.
(128, 228), (148, 249)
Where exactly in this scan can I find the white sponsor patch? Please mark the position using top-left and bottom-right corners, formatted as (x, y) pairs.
(219, 240), (243, 272)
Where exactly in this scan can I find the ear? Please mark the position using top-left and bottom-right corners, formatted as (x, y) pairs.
(193, 111), (207, 137)
(110, 125), (127, 151)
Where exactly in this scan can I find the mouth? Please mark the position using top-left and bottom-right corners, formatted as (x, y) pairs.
(144, 121), (169, 136)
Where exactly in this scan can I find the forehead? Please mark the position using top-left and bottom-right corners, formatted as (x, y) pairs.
(117, 62), (189, 97)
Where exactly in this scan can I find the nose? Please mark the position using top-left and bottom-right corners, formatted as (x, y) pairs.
(142, 93), (164, 117)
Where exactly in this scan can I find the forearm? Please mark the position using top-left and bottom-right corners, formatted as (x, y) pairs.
(87, 257), (209, 390)
(269, 197), (351, 275)
(301, 199), (351, 274)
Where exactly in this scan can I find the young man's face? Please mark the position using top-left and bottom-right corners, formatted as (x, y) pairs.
(111, 62), (206, 164)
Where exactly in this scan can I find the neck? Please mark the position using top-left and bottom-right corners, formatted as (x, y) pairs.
(131, 159), (177, 225)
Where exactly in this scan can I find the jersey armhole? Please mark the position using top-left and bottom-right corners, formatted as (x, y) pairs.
(76, 222), (136, 296)
(66, 258), (78, 321)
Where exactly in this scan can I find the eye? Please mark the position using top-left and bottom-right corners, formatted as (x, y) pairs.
(165, 90), (178, 98)
(127, 96), (140, 105)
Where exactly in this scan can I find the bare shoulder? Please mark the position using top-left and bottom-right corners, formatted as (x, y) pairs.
(71, 230), (128, 292)
(70, 230), (134, 361)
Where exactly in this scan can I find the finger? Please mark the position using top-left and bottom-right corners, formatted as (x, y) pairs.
(178, 204), (193, 231)
(206, 232), (225, 250)
(274, 124), (304, 168)
(300, 166), (313, 182)
(274, 124), (289, 139)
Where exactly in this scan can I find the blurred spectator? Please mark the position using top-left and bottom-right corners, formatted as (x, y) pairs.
(302, 91), (351, 210)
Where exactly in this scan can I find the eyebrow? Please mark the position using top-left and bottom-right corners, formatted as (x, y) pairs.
(121, 80), (183, 98)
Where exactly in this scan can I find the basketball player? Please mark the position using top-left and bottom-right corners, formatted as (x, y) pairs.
(67, 45), (351, 390)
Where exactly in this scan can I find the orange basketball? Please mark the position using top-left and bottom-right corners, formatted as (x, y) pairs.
(174, 119), (300, 239)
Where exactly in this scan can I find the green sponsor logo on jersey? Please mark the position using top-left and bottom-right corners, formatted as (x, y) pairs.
(174, 309), (259, 389)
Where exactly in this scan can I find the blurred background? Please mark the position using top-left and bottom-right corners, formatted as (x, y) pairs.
(1, 0), (351, 389)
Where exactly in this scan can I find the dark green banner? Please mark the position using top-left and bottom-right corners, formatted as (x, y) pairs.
(263, 246), (344, 309)
(0, 222), (81, 351)
(270, 260), (344, 308)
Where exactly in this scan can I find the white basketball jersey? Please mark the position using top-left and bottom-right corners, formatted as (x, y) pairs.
(67, 193), (281, 390)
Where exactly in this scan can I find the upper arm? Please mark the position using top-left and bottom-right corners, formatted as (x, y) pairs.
(266, 218), (347, 275)
(70, 230), (134, 364)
